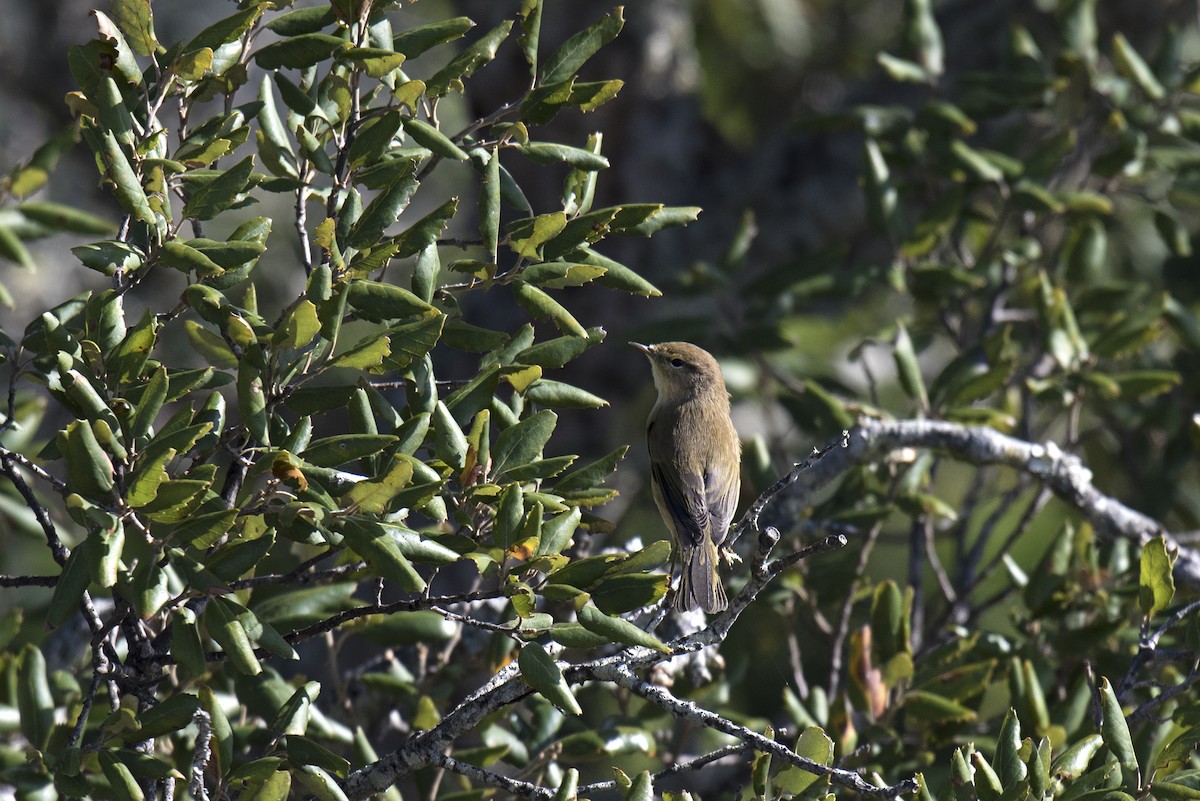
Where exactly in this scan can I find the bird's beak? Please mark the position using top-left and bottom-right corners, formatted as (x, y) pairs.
(629, 342), (652, 355)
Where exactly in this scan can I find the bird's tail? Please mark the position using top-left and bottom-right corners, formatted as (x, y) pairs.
(676, 538), (728, 613)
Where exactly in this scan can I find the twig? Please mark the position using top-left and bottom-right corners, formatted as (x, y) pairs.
(189, 708), (212, 801)
(432, 754), (552, 800)
(577, 740), (755, 795)
(596, 661), (918, 799)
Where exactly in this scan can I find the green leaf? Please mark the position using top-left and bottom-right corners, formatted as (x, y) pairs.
(183, 155), (255, 221)
(577, 604), (669, 652)
(893, 321), (928, 409)
(491, 409), (557, 477)
(331, 334), (390, 370)
(518, 642), (581, 715)
(480, 147), (501, 264)
(512, 282), (587, 337)
(509, 211), (567, 259)
(346, 169), (419, 249)
(293, 765), (350, 801)
(63, 420), (115, 499)
(432, 401), (469, 470)
(591, 573), (668, 614)
(901, 690), (977, 723)
(111, 0), (157, 57)
(172, 508), (239, 548)
(17, 644), (53, 748)
(1139, 535), (1176, 618)
(516, 142), (609, 170)
(48, 541), (93, 628)
(302, 434), (396, 468)
(177, 45), (215, 81)
(273, 300), (321, 350)
(205, 596), (262, 675)
(269, 682), (319, 737)
(516, 327), (605, 369)
(267, 6), (336, 36)
(98, 129), (156, 225)
(775, 727), (834, 794)
(524, 379), (608, 408)
(1112, 32), (1165, 100)
(1098, 677), (1139, 781)
(347, 281), (436, 322)
(391, 197), (458, 258)
(100, 752), (146, 801)
(537, 506), (581, 557)
(186, 6), (262, 53)
(285, 735), (350, 778)
(340, 519), (426, 592)
(131, 693), (202, 741)
(20, 201), (116, 235)
(425, 21), (513, 96)
(392, 17), (475, 59)
(72, 240), (144, 276)
(255, 33), (348, 70)
(341, 46), (405, 79)
(573, 248), (661, 296)
(400, 116), (468, 161)
(541, 8), (623, 84)
(348, 110), (402, 168)
(522, 262), (606, 289)
(162, 240), (225, 276)
(552, 445), (626, 494)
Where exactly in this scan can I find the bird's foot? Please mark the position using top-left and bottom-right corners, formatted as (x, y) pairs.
(719, 546), (741, 566)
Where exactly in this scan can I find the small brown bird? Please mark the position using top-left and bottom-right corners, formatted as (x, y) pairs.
(633, 341), (741, 613)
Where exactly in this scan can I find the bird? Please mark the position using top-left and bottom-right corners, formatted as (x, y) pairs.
(632, 341), (741, 613)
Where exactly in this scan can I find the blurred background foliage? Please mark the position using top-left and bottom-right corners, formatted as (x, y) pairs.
(2, 0), (1200, 799)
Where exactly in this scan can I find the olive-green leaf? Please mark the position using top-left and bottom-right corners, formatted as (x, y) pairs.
(524, 379), (608, 409)
(17, 644), (54, 748)
(516, 142), (609, 170)
(98, 129), (156, 225)
(205, 597), (262, 676)
(491, 409), (557, 478)
(1139, 535), (1176, 618)
(20, 201), (116, 235)
(255, 33), (348, 70)
(1099, 677), (1139, 780)
(182, 155), (255, 221)
(340, 519), (426, 592)
(512, 282), (587, 337)
(537, 506), (581, 557)
(100, 752), (146, 801)
(577, 604), (669, 652)
(301, 434), (397, 468)
(541, 7), (623, 85)
(47, 540), (94, 629)
(346, 170), (420, 249)
(400, 116), (468, 161)
(347, 280), (435, 321)
(518, 642), (581, 715)
(112, 0), (157, 57)
(425, 21), (513, 97)
(393, 17), (476, 58)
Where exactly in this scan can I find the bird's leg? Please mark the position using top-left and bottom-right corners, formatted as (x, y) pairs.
(661, 542), (681, 609)
(719, 546), (741, 566)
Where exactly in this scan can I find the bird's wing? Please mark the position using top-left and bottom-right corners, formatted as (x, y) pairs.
(704, 460), (740, 548)
(650, 461), (709, 548)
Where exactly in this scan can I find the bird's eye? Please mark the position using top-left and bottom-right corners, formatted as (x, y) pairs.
(670, 358), (685, 368)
